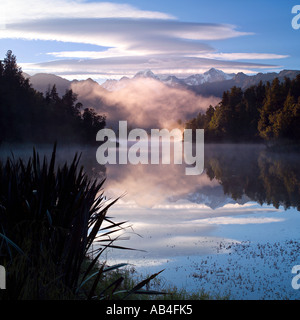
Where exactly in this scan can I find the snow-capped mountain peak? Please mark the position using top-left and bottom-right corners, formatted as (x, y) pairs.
(184, 74), (206, 86)
(203, 68), (234, 82)
(100, 68), (235, 91)
(133, 69), (158, 80)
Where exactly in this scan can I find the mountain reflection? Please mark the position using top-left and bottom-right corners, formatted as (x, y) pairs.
(2, 144), (299, 212)
(104, 144), (300, 212)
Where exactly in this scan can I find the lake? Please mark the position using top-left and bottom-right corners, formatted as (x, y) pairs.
(1, 143), (300, 300)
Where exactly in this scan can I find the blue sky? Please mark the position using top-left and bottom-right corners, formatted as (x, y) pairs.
(0, 0), (299, 81)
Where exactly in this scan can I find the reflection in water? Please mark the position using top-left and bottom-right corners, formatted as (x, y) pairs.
(102, 144), (300, 299)
(3, 143), (299, 212)
(1, 143), (300, 299)
(105, 143), (300, 212)
(204, 144), (300, 212)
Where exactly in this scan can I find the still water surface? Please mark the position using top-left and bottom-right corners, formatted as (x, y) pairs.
(2, 143), (300, 299)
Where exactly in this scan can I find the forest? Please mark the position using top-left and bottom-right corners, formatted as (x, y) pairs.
(186, 75), (300, 144)
(2, 49), (300, 146)
(0, 50), (106, 145)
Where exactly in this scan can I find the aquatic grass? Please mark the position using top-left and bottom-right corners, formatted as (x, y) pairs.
(0, 144), (162, 300)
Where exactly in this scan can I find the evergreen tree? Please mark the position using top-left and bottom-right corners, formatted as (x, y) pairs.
(186, 75), (300, 145)
(0, 50), (106, 145)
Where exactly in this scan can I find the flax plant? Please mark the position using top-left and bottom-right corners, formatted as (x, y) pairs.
(0, 144), (162, 300)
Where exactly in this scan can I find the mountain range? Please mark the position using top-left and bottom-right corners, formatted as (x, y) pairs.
(25, 68), (300, 98)
(101, 68), (236, 92)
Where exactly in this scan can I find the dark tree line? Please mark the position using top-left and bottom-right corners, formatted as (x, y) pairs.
(186, 75), (300, 143)
(0, 50), (106, 145)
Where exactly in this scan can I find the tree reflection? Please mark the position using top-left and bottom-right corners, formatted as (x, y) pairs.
(204, 144), (300, 211)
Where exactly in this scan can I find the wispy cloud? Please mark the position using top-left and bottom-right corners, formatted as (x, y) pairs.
(3, 0), (174, 23)
(195, 52), (289, 61)
(3, 19), (247, 50)
(23, 55), (280, 80)
(192, 216), (284, 225)
(0, 0), (288, 78)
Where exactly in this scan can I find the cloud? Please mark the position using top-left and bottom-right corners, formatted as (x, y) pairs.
(2, 0), (174, 23)
(9, 16), (283, 78)
(101, 195), (284, 260)
(70, 77), (221, 132)
(2, 16), (262, 77)
(48, 50), (289, 61)
(0, 0), (287, 78)
(23, 54), (281, 80)
(195, 52), (289, 61)
(192, 216), (284, 225)
(102, 160), (221, 208)
(3, 18), (247, 51)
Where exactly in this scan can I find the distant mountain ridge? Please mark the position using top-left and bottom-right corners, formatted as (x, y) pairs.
(25, 68), (300, 98)
(190, 69), (300, 97)
(101, 68), (235, 91)
(101, 68), (300, 97)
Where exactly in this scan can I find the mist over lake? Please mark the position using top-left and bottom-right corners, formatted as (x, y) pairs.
(2, 142), (300, 299)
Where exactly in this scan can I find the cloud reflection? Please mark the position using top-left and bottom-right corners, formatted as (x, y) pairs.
(102, 158), (285, 265)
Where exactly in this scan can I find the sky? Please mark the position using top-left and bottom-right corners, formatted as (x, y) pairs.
(0, 0), (299, 82)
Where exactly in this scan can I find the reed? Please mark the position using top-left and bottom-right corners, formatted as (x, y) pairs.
(0, 144), (162, 300)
